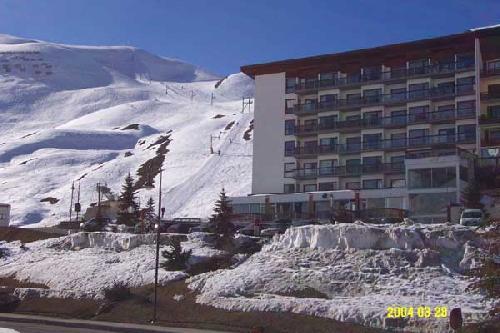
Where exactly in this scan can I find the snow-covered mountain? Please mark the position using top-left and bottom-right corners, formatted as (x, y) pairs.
(0, 34), (254, 227)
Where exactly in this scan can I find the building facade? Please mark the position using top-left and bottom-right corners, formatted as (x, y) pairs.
(233, 26), (500, 223)
(0, 203), (10, 227)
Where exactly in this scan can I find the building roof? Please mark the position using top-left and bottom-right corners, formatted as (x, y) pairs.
(240, 26), (500, 78)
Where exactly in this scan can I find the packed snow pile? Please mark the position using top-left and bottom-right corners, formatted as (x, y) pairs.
(0, 34), (254, 226)
(188, 223), (492, 332)
(0, 232), (221, 299)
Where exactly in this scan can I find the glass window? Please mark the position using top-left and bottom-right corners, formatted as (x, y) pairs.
(487, 105), (500, 119)
(390, 110), (407, 125)
(456, 54), (474, 69)
(408, 83), (429, 99)
(286, 77), (296, 93)
(408, 105), (429, 123)
(303, 184), (317, 192)
(391, 179), (406, 188)
(457, 100), (475, 118)
(457, 124), (476, 143)
(284, 184), (295, 194)
(456, 76), (474, 94)
(318, 182), (336, 191)
(408, 168), (432, 188)
(346, 93), (361, 103)
(432, 167), (456, 187)
(319, 159), (336, 176)
(285, 99), (295, 113)
(284, 141), (295, 156)
(345, 182), (360, 190)
(319, 115), (337, 130)
(363, 133), (382, 150)
(390, 133), (407, 148)
(362, 66), (382, 80)
(487, 60), (500, 72)
(409, 192), (456, 215)
(409, 129), (429, 145)
(285, 119), (295, 135)
(284, 163), (296, 178)
(363, 179), (382, 189)
(390, 88), (407, 101)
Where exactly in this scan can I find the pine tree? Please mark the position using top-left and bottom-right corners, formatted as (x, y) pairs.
(161, 238), (192, 271)
(462, 178), (482, 209)
(144, 197), (156, 221)
(211, 188), (234, 236)
(117, 173), (139, 226)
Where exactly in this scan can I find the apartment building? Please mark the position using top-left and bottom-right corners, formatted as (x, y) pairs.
(232, 25), (500, 223)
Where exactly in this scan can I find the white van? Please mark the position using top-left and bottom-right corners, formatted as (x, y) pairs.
(459, 209), (484, 226)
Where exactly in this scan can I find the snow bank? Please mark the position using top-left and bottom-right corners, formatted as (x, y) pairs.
(188, 224), (492, 332)
(0, 232), (221, 298)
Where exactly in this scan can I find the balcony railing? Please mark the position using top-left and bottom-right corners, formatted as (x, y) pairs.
(481, 137), (500, 147)
(290, 84), (475, 115)
(288, 134), (476, 158)
(293, 60), (475, 93)
(288, 162), (405, 179)
(479, 113), (500, 124)
(289, 108), (475, 136)
(480, 92), (500, 101)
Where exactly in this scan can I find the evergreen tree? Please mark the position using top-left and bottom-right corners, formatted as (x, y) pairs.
(117, 173), (139, 226)
(462, 178), (482, 209)
(161, 238), (192, 271)
(144, 197), (156, 221)
(211, 188), (234, 236)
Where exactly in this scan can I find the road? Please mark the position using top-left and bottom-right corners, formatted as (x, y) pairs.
(0, 314), (232, 333)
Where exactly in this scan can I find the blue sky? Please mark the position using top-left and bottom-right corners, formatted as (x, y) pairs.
(0, 0), (499, 75)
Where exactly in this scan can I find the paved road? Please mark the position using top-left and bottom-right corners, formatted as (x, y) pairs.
(0, 321), (114, 333)
(0, 314), (232, 333)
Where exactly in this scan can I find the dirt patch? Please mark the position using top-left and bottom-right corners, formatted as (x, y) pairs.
(0, 277), (49, 289)
(40, 197), (59, 204)
(224, 121), (235, 131)
(121, 124), (140, 130)
(212, 114), (225, 119)
(243, 119), (254, 141)
(0, 227), (59, 243)
(135, 133), (171, 190)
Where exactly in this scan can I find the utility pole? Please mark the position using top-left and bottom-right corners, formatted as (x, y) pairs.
(75, 182), (81, 222)
(210, 133), (221, 154)
(242, 97), (253, 113)
(69, 182), (75, 222)
(210, 92), (215, 106)
(96, 182), (102, 219)
(152, 169), (163, 324)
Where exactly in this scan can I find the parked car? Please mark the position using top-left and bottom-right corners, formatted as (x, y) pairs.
(459, 209), (484, 227)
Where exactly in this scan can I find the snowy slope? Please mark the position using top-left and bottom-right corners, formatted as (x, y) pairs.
(0, 34), (254, 226)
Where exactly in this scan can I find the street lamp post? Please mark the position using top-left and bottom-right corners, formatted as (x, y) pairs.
(152, 169), (163, 324)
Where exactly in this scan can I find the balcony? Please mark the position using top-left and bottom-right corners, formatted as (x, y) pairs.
(293, 60), (475, 94)
(292, 146), (318, 158)
(479, 113), (500, 125)
(481, 137), (500, 147)
(480, 92), (500, 103)
(290, 85), (474, 116)
(481, 66), (500, 77)
(288, 163), (405, 179)
(294, 124), (318, 136)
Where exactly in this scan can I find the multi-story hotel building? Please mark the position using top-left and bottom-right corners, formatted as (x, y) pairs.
(231, 25), (500, 223)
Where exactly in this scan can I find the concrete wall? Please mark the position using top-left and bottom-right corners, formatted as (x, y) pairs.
(252, 73), (286, 194)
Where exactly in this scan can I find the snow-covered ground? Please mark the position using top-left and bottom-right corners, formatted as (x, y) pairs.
(0, 232), (221, 299)
(0, 33), (254, 227)
(188, 223), (493, 332)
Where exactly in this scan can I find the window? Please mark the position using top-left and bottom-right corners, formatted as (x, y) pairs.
(456, 54), (474, 69)
(460, 166), (468, 182)
(438, 128), (455, 144)
(456, 76), (474, 94)
(284, 184), (295, 194)
(285, 99), (296, 113)
(487, 60), (500, 73)
(408, 83), (429, 99)
(303, 184), (317, 192)
(408, 105), (429, 123)
(457, 124), (476, 143)
(319, 159), (336, 176)
(363, 88), (382, 103)
(284, 141), (295, 156)
(363, 133), (382, 150)
(391, 132), (407, 148)
(487, 105), (500, 119)
(390, 88), (407, 101)
(409, 129), (429, 145)
(409, 192), (456, 215)
(362, 66), (382, 80)
(391, 179), (406, 188)
(285, 119), (295, 135)
(300, 77), (317, 90)
(345, 182), (360, 190)
(363, 179), (382, 189)
(346, 158), (361, 174)
(408, 58), (429, 74)
(363, 111), (382, 126)
(408, 167), (456, 189)
(318, 182), (336, 191)
(319, 115), (337, 130)
(457, 100), (475, 118)
(319, 94), (337, 106)
(319, 73), (336, 87)
(436, 81), (455, 95)
(345, 137), (361, 152)
(390, 110), (407, 125)
(284, 163), (296, 178)
(391, 155), (405, 164)
(286, 77), (296, 93)
(363, 156), (382, 173)
(346, 93), (361, 103)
